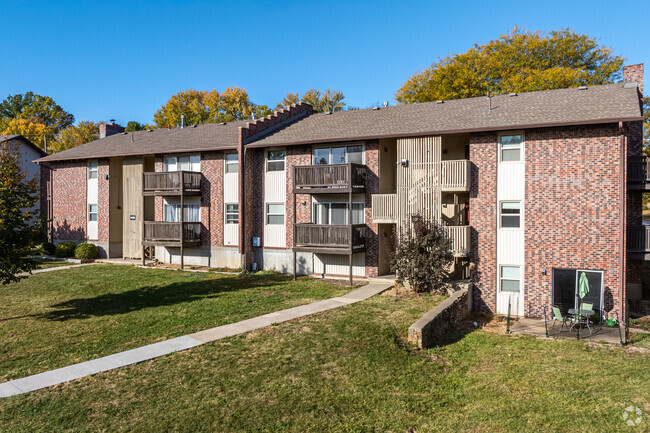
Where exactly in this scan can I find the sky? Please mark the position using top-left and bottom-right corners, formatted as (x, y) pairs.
(2, 0), (648, 126)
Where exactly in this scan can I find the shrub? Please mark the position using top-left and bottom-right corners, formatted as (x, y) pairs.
(390, 215), (453, 293)
(41, 242), (56, 256)
(54, 241), (77, 258)
(74, 242), (98, 260)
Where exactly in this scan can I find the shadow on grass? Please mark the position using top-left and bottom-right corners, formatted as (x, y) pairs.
(38, 273), (291, 321)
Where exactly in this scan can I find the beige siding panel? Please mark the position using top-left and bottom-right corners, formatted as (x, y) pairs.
(122, 157), (144, 258)
(313, 253), (365, 277)
(109, 158), (123, 243)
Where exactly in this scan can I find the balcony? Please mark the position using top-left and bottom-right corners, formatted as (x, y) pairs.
(293, 163), (366, 194)
(628, 157), (650, 191)
(444, 225), (470, 257)
(293, 224), (366, 254)
(143, 171), (202, 196)
(441, 160), (470, 192)
(142, 222), (202, 247)
(628, 226), (650, 259)
(371, 194), (397, 223)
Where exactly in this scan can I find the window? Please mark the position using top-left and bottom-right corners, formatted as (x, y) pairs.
(226, 204), (239, 224)
(500, 266), (521, 292)
(165, 155), (200, 172)
(312, 202), (364, 225)
(164, 203), (200, 222)
(88, 161), (98, 179)
(225, 153), (238, 174)
(500, 201), (521, 228)
(267, 150), (285, 172)
(313, 144), (364, 165)
(500, 134), (522, 162)
(88, 204), (98, 221)
(266, 203), (285, 225)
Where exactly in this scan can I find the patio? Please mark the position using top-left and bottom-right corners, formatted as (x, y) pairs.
(509, 318), (625, 345)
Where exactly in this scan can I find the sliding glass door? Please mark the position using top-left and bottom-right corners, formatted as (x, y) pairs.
(552, 268), (604, 320)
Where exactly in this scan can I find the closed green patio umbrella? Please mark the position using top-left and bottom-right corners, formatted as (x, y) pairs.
(578, 272), (589, 302)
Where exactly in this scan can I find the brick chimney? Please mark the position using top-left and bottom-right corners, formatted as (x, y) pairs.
(99, 120), (125, 138)
(623, 63), (644, 96)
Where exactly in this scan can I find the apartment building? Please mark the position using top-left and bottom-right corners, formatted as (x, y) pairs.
(37, 64), (645, 321)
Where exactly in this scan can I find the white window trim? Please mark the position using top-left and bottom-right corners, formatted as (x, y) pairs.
(88, 160), (98, 179)
(499, 265), (521, 293)
(499, 200), (522, 230)
(498, 131), (524, 164)
(225, 152), (239, 174)
(265, 203), (285, 225)
(312, 142), (365, 165)
(225, 203), (239, 224)
(88, 204), (98, 221)
(265, 149), (286, 172)
(312, 201), (365, 225)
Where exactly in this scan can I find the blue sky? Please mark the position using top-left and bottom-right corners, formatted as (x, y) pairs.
(2, 0), (647, 126)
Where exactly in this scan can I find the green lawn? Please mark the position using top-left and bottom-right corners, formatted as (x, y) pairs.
(0, 265), (350, 382)
(1, 288), (648, 432)
(32, 258), (71, 269)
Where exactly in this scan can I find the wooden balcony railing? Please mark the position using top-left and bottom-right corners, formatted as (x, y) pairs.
(143, 171), (202, 196)
(143, 222), (202, 247)
(293, 163), (366, 192)
(371, 194), (397, 223)
(628, 226), (650, 254)
(443, 225), (470, 257)
(294, 224), (366, 253)
(441, 160), (470, 191)
(628, 157), (650, 190)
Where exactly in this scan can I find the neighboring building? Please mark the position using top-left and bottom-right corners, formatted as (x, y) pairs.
(1, 134), (47, 215)
(36, 64), (646, 323)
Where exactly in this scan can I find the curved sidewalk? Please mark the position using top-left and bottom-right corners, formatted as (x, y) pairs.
(0, 281), (391, 398)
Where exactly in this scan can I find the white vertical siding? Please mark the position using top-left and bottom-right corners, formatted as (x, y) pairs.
(264, 153), (286, 248)
(224, 157), (239, 246)
(87, 160), (98, 240)
(313, 253), (365, 277)
(496, 133), (525, 316)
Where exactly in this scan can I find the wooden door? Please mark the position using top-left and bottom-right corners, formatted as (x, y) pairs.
(122, 158), (143, 258)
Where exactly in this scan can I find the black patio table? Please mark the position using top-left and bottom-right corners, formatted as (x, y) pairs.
(568, 308), (595, 335)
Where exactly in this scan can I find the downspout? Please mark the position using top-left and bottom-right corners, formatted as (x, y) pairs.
(237, 127), (246, 269)
(618, 121), (627, 343)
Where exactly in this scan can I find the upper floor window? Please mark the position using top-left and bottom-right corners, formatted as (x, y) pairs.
(500, 201), (521, 228)
(313, 144), (363, 165)
(88, 161), (98, 179)
(313, 202), (364, 225)
(266, 150), (285, 172)
(266, 203), (285, 225)
(226, 203), (239, 224)
(164, 154), (200, 172)
(225, 153), (238, 174)
(164, 203), (200, 222)
(500, 134), (523, 162)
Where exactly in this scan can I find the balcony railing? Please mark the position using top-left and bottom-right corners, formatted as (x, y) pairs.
(628, 226), (650, 255)
(294, 224), (366, 253)
(628, 157), (650, 190)
(143, 222), (202, 247)
(441, 160), (470, 191)
(371, 194), (397, 223)
(293, 163), (366, 192)
(143, 171), (202, 196)
(443, 225), (470, 257)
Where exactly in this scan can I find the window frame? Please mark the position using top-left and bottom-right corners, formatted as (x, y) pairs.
(498, 132), (524, 163)
(266, 150), (286, 172)
(164, 154), (201, 172)
(265, 203), (285, 225)
(312, 201), (365, 225)
(225, 152), (239, 174)
(88, 161), (98, 179)
(499, 201), (522, 229)
(312, 143), (365, 165)
(499, 265), (521, 293)
(225, 203), (239, 224)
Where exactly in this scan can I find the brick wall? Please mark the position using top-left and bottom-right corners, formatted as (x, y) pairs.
(623, 63), (644, 94)
(51, 161), (87, 241)
(469, 132), (498, 313)
(202, 151), (224, 247)
(364, 141), (379, 277)
(244, 148), (265, 253)
(97, 159), (110, 242)
(286, 146), (312, 248)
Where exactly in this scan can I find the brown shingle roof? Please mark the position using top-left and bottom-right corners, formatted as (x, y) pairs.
(37, 121), (246, 163)
(246, 83), (643, 147)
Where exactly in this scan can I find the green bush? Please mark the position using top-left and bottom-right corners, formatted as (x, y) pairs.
(41, 242), (56, 256)
(74, 242), (98, 260)
(54, 241), (77, 258)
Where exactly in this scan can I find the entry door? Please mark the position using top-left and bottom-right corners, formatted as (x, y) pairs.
(122, 158), (143, 258)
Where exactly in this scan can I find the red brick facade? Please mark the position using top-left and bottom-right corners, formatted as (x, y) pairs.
(50, 161), (87, 241)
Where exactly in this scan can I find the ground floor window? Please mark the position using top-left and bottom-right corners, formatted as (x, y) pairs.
(266, 203), (285, 225)
(500, 265), (521, 292)
(226, 203), (239, 224)
(88, 204), (98, 221)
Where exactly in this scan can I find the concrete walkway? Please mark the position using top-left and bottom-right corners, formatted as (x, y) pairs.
(16, 262), (98, 277)
(0, 281), (392, 398)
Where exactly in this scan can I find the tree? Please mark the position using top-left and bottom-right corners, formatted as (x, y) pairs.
(396, 28), (624, 103)
(0, 144), (44, 284)
(276, 89), (346, 112)
(390, 216), (453, 293)
(125, 121), (145, 132)
(50, 121), (99, 153)
(0, 92), (74, 132)
(1, 118), (53, 149)
(153, 89), (208, 128)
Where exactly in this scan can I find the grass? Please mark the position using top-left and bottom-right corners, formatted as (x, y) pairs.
(32, 258), (71, 269)
(0, 264), (350, 382)
(1, 288), (648, 432)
